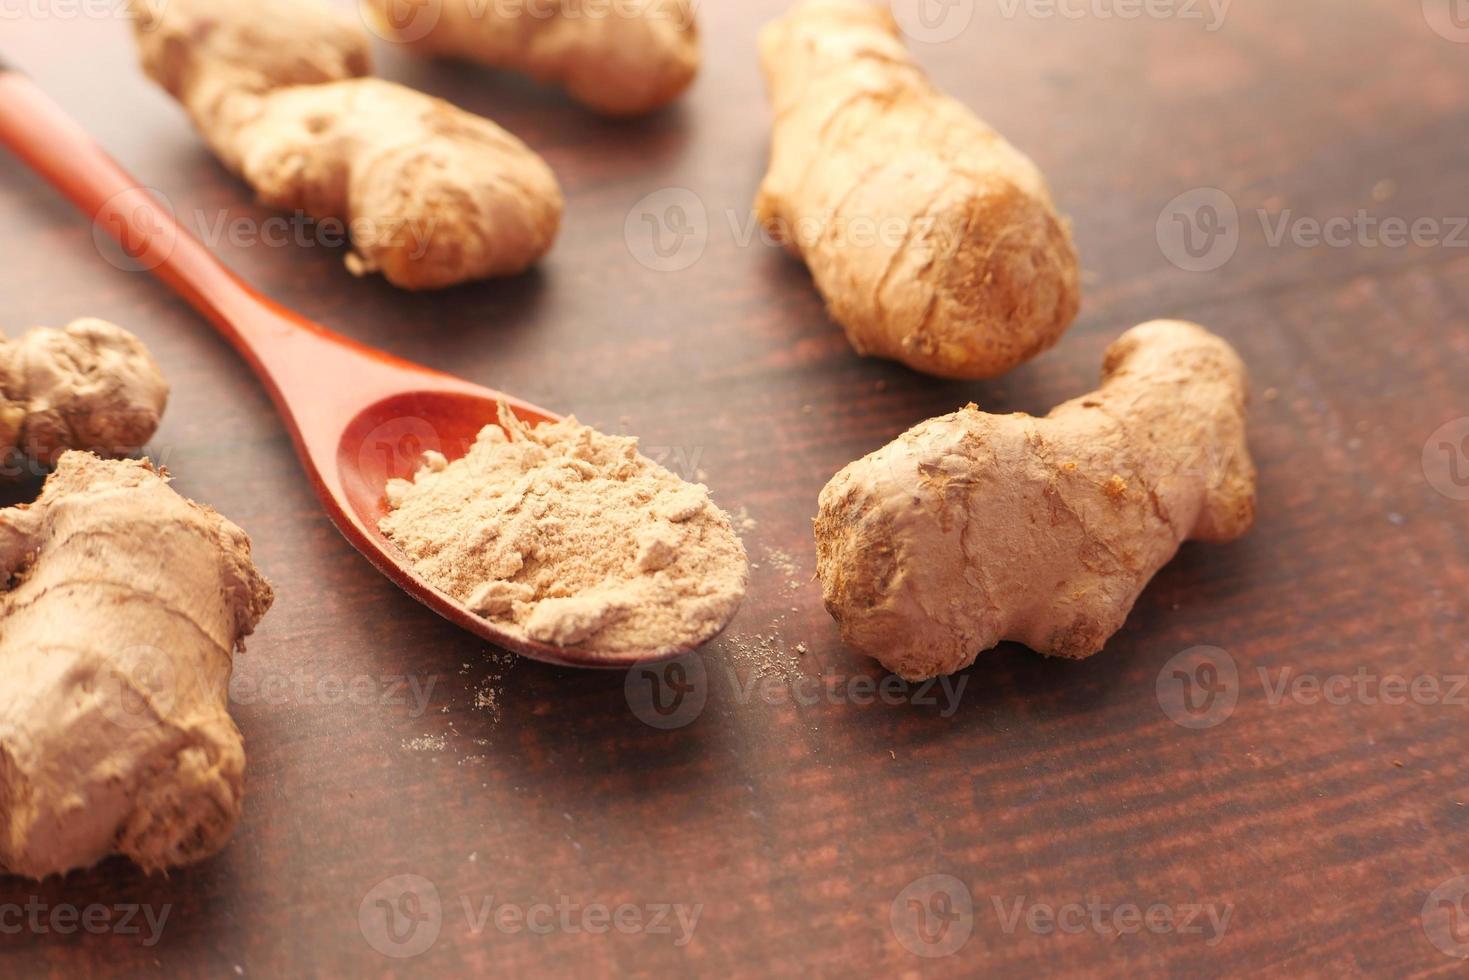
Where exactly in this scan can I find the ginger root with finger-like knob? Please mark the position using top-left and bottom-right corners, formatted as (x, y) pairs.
(756, 0), (1080, 379)
(133, 0), (563, 290)
(0, 453), (273, 879)
(0, 318), (168, 477)
(363, 0), (700, 117)
(815, 321), (1256, 681)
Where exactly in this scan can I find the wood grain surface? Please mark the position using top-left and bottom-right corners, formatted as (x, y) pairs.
(2, 0), (1468, 976)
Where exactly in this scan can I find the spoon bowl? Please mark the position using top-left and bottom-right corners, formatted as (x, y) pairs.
(329, 388), (622, 669)
(0, 66), (715, 668)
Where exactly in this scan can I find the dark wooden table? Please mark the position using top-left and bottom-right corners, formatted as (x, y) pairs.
(2, 0), (1467, 975)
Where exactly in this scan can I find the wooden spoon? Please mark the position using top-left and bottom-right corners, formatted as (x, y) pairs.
(0, 67), (707, 668)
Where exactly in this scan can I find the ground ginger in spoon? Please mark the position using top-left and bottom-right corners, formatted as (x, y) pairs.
(381, 404), (748, 655)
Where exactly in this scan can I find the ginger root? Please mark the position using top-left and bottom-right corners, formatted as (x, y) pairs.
(815, 321), (1255, 680)
(134, 0), (563, 290)
(0, 453), (273, 879)
(364, 0), (700, 117)
(0, 318), (168, 477)
(756, 0), (1080, 379)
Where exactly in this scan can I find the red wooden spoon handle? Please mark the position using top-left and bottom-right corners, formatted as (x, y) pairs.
(0, 70), (263, 344)
(0, 68), (455, 433)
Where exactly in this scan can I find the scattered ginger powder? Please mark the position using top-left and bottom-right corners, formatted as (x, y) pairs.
(381, 404), (749, 655)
